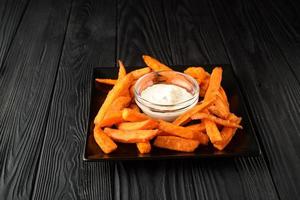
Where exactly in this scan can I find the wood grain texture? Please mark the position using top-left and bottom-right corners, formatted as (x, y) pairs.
(210, 0), (300, 199)
(0, 0), (71, 199)
(254, 0), (300, 81)
(116, 0), (278, 199)
(32, 0), (116, 199)
(0, 0), (29, 68)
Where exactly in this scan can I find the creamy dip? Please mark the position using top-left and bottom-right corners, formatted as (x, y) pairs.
(140, 84), (193, 105)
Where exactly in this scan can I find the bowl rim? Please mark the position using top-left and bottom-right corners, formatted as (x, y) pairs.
(134, 70), (200, 107)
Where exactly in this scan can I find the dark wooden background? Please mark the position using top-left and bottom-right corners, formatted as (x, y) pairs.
(0, 0), (299, 199)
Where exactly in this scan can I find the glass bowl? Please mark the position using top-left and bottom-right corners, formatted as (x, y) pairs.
(134, 70), (199, 121)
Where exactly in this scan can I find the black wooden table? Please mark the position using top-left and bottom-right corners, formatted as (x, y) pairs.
(0, 0), (299, 199)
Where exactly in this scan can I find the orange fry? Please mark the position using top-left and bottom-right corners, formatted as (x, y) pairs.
(99, 96), (131, 127)
(193, 132), (209, 145)
(122, 108), (149, 122)
(186, 122), (206, 132)
(94, 74), (134, 124)
(129, 103), (140, 112)
(130, 67), (152, 79)
(99, 112), (123, 127)
(204, 119), (222, 143)
(184, 67), (209, 84)
(154, 136), (199, 152)
(136, 142), (152, 154)
(214, 114), (242, 150)
(185, 123), (209, 144)
(172, 98), (216, 126)
(118, 119), (158, 130)
(104, 128), (158, 143)
(208, 96), (230, 119)
(118, 60), (127, 79)
(158, 120), (199, 140)
(204, 67), (223, 101)
(94, 125), (117, 154)
(191, 112), (242, 129)
(199, 77), (210, 97)
(95, 78), (117, 85)
(142, 55), (172, 71)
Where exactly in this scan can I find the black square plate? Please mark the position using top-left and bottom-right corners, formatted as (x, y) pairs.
(83, 65), (261, 161)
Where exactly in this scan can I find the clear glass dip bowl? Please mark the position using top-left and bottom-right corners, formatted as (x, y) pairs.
(134, 71), (199, 122)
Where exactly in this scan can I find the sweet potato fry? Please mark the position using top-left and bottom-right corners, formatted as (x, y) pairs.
(172, 98), (216, 126)
(130, 67), (151, 79)
(129, 103), (140, 112)
(142, 55), (172, 71)
(193, 132), (209, 145)
(104, 128), (158, 143)
(158, 120), (199, 140)
(186, 122), (206, 132)
(118, 119), (158, 130)
(191, 112), (242, 129)
(118, 60), (127, 79)
(199, 77), (210, 97)
(214, 114), (241, 150)
(184, 123), (209, 144)
(154, 136), (199, 152)
(204, 119), (222, 143)
(136, 142), (151, 154)
(95, 78), (117, 85)
(122, 108), (149, 122)
(204, 67), (223, 101)
(208, 96), (230, 119)
(99, 96), (131, 127)
(94, 125), (117, 154)
(99, 112), (123, 127)
(94, 74), (134, 124)
(184, 67), (208, 84)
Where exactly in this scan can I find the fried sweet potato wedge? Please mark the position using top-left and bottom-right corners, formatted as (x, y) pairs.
(199, 76), (210, 97)
(94, 73), (134, 124)
(193, 132), (209, 145)
(208, 96), (230, 119)
(172, 98), (215, 126)
(129, 103), (140, 112)
(95, 78), (117, 85)
(142, 55), (172, 71)
(191, 112), (242, 129)
(118, 119), (158, 130)
(136, 142), (152, 154)
(99, 96), (132, 127)
(184, 67), (209, 84)
(186, 122), (206, 132)
(104, 128), (158, 143)
(204, 119), (222, 143)
(158, 120), (199, 140)
(204, 67), (223, 101)
(122, 108), (149, 122)
(130, 67), (152, 79)
(214, 114), (242, 150)
(94, 126), (117, 154)
(118, 60), (127, 79)
(154, 136), (199, 152)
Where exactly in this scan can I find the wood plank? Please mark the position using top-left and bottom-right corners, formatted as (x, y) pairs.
(210, 0), (300, 199)
(0, 0), (29, 68)
(0, 0), (72, 199)
(32, 0), (116, 199)
(116, 0), (279, 199)
(253, 0), (300, 81)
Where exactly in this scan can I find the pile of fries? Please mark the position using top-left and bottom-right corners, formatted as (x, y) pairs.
(93, 55), (242, 154)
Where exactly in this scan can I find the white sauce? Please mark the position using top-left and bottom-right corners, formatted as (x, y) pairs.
(141, 84), (193, 105)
